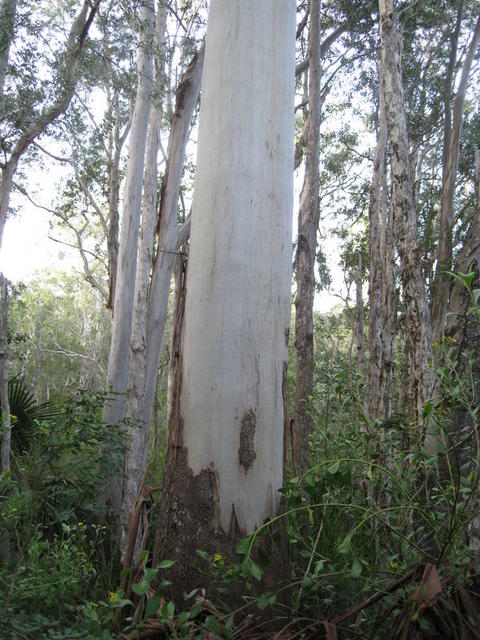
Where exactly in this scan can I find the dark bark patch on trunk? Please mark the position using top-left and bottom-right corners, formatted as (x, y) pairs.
(239, 409), (256, 472)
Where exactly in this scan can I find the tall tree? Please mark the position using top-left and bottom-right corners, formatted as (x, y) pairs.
(367, 58), (387, 418)
(101, 0), (155, 517)
(295, 0), (322, 473)
(119, 31), (204, 548)
(430, 13), (480, 342)
(154, 0), (296, 600)
(379, 0), (433, 422)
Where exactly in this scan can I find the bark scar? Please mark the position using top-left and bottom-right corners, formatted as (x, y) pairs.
(239, 409), (256, 472)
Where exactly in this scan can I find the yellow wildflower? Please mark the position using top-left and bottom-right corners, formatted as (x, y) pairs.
(390, 561), (398, 570)
(213, 553), (223, 563)
(108, 592), (118, 603)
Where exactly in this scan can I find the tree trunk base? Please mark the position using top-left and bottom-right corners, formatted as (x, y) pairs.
(153, 447), (290, 617)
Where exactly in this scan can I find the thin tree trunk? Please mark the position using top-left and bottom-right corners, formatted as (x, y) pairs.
(0, 0), (101, 250)
(295, 0), (322, 473)
(0, 0), (16, 103)
(154, 0), (295, 602)
(120, 47), (203, 546)
(379, 0), (433, 423)
(431, 13), (480, 342)
(0, 274), (11, 472)
(102, 0), (155, 517)
(143, 47), (204, 429)
(379, 174), (397, 419)
(355, 254), (366, 379)
(367, 59), (387, 418)
(119, 1), (168, 549)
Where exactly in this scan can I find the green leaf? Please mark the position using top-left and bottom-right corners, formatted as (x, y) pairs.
(196, 550), (209, 560)
(251, 561), (263, 581)
(177, 611), (190, 626)
(422, 401), (433, 418)
(131, 581), (149, 596)
(258, 593), (269, 610)
(144, 596), (161, 619)
(157, 559), (175, 569)
(241, 557), (251, 577)
(472, 288), (480, 306)
(236, 534), (253, 555)
(338, 533), (352, 554)
(327, 460), (340, 474)
(351, 558), (362, 577)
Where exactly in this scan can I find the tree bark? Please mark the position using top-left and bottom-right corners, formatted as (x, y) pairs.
(430, 13), (480, 342)
(379, 0), (433, 423)
(154, 0), (295, 602)
(0, 274), (11, 472)
(0, 0), (16, 103)
(101, 0), (155, 516)
(0, 0), (101, 250)
(379, 174), (397, 419)
(295, 0), (322, 473)
(367, 59), (387, 418)
(119, 13), (204, 551)
(355, 254), (366, 380)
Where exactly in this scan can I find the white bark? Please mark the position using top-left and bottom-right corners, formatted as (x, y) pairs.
(143, 47), (204, 428)
(180, 0), (296, 533)
(102, 0), (155, 512)
(119, 1), (168, 546)
(431, 14), (480, 342)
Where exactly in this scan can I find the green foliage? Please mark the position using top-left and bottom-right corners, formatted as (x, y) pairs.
(3, 376), (58, 453)
(0, 391), (126, 638)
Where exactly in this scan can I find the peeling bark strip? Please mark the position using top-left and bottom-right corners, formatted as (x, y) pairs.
(239, 409), (256, 471)
(165, 253), (188, 465)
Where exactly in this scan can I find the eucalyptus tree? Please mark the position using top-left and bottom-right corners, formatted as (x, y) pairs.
(430, 11), (480, 342)
(119, 11), (205, 549)
(0, 0), (101, 251)
(153, 0), (296, 599)
(102, 0), (155, 518)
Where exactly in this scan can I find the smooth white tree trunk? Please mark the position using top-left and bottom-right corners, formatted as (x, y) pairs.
(182, 0), (295, 534)
(155, 1), (295, 568)
(120, 0), (168, 548)
(102, 0), (155, 514)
